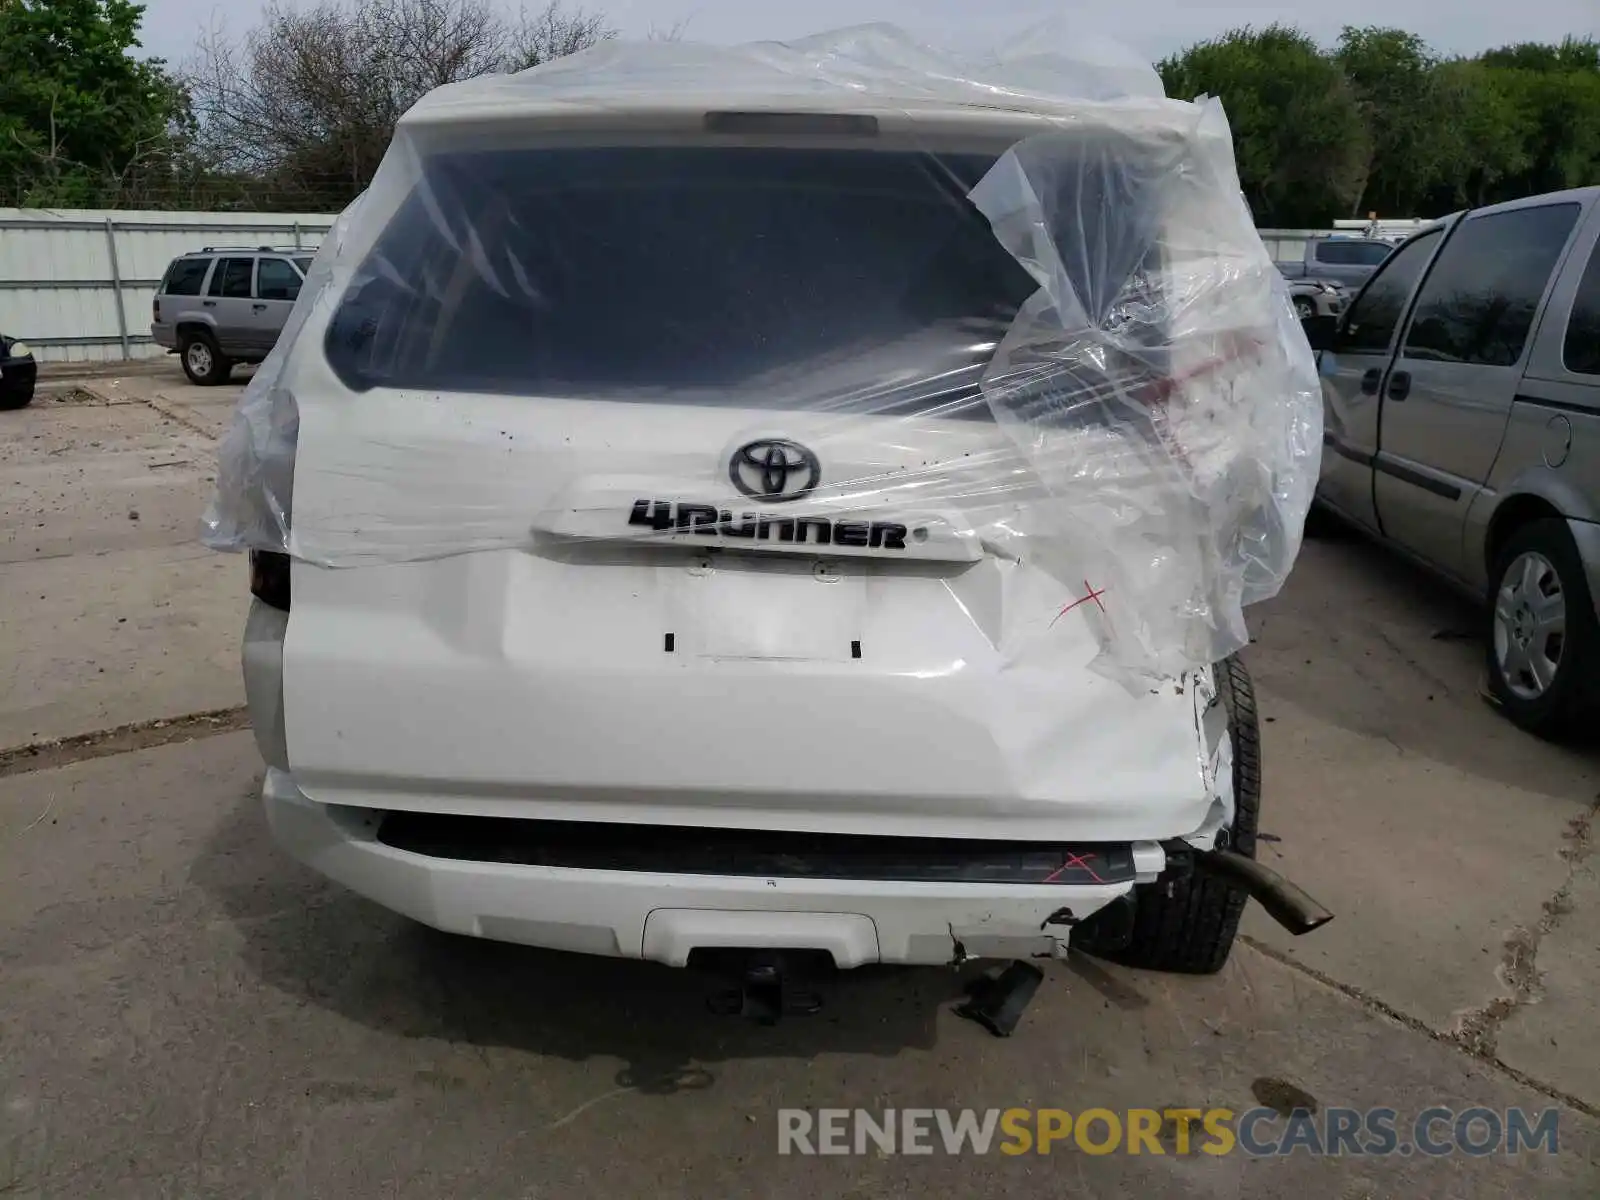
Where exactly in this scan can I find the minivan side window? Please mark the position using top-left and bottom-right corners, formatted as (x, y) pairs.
(1403, 203), (1581, 368)
(1338, 229), (1441, 354)
(163, 258), (211, 296)
(1564, 237), (1600, 376)
(257, 257), (302, 302)
(209, 257), (254, 299)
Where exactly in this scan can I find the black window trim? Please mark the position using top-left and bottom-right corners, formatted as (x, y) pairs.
(1560, 223), (1600, 378)
(207, 255), (256, 300)
(1335, 224), (1448, 357)
(205, 256), (225, 298)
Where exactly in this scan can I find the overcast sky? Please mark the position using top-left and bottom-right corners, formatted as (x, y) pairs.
(134, 0), (1598, 67)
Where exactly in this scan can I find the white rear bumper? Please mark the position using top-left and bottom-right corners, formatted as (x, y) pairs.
(263, 769), (1155, 967)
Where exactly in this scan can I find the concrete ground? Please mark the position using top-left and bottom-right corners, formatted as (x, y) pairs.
(1, 366), (1597, 1197)
(0, 364), (257, 749)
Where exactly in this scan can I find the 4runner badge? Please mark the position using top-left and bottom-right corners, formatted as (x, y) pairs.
(628, 501), (908, 550)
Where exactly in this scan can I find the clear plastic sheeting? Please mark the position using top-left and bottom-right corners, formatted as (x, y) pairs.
(203, 22), (1322, 687)
(202, 195), (366, 559)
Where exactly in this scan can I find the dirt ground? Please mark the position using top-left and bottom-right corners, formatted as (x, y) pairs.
(1, 366), (1597, 1197)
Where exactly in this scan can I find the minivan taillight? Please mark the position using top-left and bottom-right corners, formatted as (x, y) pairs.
(250, 550), (290, 611)
(152, 298), (160, 322)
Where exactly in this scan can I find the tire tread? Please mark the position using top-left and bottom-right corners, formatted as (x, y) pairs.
(1097, 654), (1261, 975)
(180, 329), (232, 386)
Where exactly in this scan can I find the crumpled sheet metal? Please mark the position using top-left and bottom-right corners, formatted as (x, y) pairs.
(202, 22), (1322, 687)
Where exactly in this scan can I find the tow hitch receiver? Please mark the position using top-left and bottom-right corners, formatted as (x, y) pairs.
(704, 951), (824, 1024)
(1193, 848), (1334, 935)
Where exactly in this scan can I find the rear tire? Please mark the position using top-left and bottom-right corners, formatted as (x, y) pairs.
(1485, 518), (1600, 739)
(1293, 296), (1316, 321)
(180, 329), (232, 386)
(1093, 654), (1261, 975)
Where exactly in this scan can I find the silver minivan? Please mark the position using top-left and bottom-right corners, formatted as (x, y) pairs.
(151, 248), (315, 385)
(1307, 186), (1600, 736)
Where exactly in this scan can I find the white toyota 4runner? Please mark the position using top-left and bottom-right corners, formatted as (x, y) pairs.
(220, 31), (1329, 1008)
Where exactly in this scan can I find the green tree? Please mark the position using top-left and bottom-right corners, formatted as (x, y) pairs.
(1335, 27), (1454, 217)
(0, 0), (188, 207)
(1426, 59), (1535, 208)
(1159, 25), (1370, 226)
(187, 0), (614, 212)
(1474, 39), (1600, 201)
(1480, 37), (1600, 73)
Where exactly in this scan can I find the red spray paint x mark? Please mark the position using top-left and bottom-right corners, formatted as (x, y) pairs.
(1050, 581), (1107, 628)
(1130, 332), (1269, 473)
(1134, 332), (1269, 408)
(1042, 852), (1105, 884)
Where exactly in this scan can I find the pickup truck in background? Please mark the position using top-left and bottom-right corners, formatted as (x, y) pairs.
(1276, 236), (1395, 288)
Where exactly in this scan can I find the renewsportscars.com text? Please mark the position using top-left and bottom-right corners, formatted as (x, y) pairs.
(777, 1107), (1561, 1157)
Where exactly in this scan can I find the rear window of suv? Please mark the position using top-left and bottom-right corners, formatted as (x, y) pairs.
(324, 145), (1041, 406)
(163, 257), (212, 296)
(1315, 240), (1392, 266)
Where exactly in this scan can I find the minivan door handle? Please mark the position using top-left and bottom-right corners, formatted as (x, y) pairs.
(252, 303), (268, 312)
(1386, 370), (1412, 401)
(1360, 368), (1382, 395)
(202, 300), (216, 308)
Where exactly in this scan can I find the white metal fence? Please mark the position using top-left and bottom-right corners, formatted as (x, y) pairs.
(0, 208), (336, 363)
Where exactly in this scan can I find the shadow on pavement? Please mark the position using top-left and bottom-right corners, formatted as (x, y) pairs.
(190, 787), (1016, 1091)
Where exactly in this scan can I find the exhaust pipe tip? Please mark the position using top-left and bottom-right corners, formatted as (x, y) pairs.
(1194, 848), (1334, 937)
(956, 960), (1046, 1038)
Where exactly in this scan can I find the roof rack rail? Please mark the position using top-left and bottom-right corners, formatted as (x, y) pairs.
(195, 245), (312, 254)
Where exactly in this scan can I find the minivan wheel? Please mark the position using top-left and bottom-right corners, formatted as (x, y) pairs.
(1086, 654), (1260, 975)
(1486, 519), (1600, 738)
(180, 330), (232, 386)
(1293, 296), (1316, 321)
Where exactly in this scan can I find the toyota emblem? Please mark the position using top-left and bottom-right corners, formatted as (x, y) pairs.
(728, 439), (821, 502)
